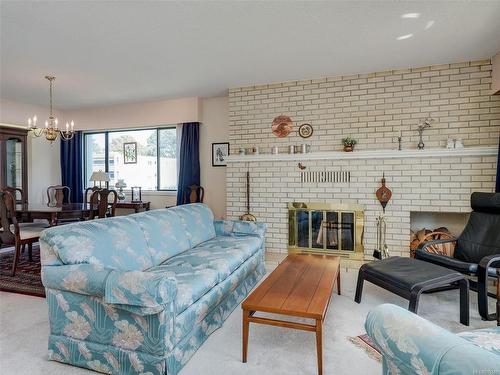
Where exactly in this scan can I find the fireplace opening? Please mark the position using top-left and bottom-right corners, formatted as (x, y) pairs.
(288, 202), (364, 259)
(409, 211), (469, 257)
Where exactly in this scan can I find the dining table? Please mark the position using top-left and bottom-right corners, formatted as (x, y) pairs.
(15, 203), (98, 226)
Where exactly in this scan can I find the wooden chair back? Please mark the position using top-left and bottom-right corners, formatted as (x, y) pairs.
(3, 186), (25, 204)
(0, 191), (17, 245)
(47, 185), (71, 205)
(89, 189), (118, 219)
(84, 186), (102, 205)
(183, 184), (205, 204)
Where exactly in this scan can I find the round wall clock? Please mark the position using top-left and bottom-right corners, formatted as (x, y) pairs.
(298, 123), (313, 138)
(272, 115), (293, 138)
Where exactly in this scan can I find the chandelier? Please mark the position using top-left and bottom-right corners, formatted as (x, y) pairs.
(27, 75), (75, 142)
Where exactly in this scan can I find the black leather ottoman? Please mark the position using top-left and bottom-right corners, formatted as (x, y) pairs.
(355, 256), (469, 325)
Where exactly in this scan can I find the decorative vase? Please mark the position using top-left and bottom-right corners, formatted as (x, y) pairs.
(115, 179), (127, 201)
(343, 145), (354, 152)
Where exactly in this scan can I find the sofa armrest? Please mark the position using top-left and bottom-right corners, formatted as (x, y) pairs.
(214, 220), (267, 239)
(104, 270), (178, 315)
(42, 265), (178, 316)
(365, 304), (500, 374)
(41, 264), (112, 296)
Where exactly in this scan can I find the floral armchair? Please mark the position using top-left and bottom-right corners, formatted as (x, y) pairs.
(366, 304), (500, 374)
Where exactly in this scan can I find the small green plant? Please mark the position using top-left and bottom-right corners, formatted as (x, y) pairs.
(342, 137), (358, 147)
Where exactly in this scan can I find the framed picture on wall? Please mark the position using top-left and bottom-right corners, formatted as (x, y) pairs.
(123, 142), (137, 164)
(212, 142), (230, 167)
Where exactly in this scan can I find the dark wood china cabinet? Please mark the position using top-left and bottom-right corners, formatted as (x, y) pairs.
(0, 126), (28, 203)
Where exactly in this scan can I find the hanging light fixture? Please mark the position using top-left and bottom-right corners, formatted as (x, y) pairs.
(27, 75), (75, 142)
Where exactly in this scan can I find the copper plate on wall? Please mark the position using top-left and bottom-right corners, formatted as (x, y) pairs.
(272, 115), (293, 138)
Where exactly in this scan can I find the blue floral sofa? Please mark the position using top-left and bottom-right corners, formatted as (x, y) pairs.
(40, 203), (266, 375)
(366, 304), (500, 374)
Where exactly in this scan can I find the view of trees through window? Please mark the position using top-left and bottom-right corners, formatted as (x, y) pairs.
(84, 127), (177, 191)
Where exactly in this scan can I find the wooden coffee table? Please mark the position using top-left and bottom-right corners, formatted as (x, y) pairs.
(242, 254), (341, 375)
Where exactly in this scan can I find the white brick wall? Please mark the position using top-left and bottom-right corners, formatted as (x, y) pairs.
(229, 60), (499, 153)
(227, 60), (500, 258)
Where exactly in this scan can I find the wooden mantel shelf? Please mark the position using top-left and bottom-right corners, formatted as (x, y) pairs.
(226, 146), (498, 163)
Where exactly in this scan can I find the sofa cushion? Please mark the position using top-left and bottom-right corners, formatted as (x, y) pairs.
(168, 203), (216, 247)
(40, 216), (153, 270)
(148, 260), (220, 314)
(149, 235), (261, 314)
(132, 209), (191, 265)
(172, 236), (262, 282)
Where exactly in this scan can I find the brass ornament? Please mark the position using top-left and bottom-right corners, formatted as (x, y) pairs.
(375, 173), (392, 213)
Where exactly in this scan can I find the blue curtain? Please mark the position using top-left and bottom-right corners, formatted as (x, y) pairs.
(496, 135), (500, 193)
(60, 131), (84, 203)
(176, 123), (200, 205)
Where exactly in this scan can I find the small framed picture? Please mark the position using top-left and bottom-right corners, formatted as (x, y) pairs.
(123, 142), (137, 164)
(212, 142), (230, 167)
(131, 186), (142, 202)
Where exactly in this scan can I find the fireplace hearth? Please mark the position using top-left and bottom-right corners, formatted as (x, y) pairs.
(288, 202), (364, 259)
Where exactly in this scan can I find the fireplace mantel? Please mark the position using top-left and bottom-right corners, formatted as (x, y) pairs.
(227, 146), (498, 163)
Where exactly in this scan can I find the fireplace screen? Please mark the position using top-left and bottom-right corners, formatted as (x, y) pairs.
(288, 202), (364, 258)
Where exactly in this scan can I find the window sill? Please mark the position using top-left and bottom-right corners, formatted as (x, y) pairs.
(131, 190), (177, 196)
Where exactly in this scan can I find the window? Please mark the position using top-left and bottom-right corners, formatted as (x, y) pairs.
(84, 127), (177, 191)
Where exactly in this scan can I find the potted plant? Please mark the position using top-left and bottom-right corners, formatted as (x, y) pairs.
(342, 136), (357, 152)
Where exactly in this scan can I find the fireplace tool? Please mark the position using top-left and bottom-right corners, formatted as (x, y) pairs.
(373, 214), (389, 260)
(240, 171), (256, 221)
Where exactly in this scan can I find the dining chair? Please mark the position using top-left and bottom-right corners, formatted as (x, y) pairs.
(84, 186), (101, 205)
(0, 191), (49, 276)
(88, 189), (118, 219)
(47, 185), (71, 205)
(3, 186), (26, 205)
(182, 184), (205, 204)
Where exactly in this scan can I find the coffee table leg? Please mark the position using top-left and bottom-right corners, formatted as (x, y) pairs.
(316, 318), (323, 375)
(459, 279), (470, 326)
(242, 309), (250, 363)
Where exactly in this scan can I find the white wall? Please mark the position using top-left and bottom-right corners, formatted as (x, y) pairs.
(65, 97), (201, 130)
(64, 96), (229, 211)
(200, 97), (229, 219)
(0, 99), (61, 204)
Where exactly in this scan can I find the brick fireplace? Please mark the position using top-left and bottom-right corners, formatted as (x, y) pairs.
(225, 59), (500, 259)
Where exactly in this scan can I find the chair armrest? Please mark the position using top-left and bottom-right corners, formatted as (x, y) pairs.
(414, 248), (475, 274)
(478, 254), (500, 278)
(104, 270), (178, 315)
(41, 264), (112, 296)
(366, 304), (500, 373)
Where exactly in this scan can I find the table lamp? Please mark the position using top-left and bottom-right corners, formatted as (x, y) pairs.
(89, 170), (110, 188)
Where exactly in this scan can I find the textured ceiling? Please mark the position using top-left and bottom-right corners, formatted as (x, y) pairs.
(1, 1), (500, 109)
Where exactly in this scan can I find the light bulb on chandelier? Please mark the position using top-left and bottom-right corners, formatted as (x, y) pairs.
(27, 75), (75, 142)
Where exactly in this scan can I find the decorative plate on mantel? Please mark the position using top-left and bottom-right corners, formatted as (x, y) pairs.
(298, 123), (313, 138)
(272, 115), (293, 138)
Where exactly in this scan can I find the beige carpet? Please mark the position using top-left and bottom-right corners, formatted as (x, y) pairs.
(0, 267), (495, 375)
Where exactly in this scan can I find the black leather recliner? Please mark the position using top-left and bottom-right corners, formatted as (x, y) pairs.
(416, 192), (500, 321)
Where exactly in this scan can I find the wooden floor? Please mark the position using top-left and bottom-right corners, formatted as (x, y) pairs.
(242, 253), (341, 375)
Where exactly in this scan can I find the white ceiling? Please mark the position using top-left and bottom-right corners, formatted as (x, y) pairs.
(1, 1), (500, 110)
